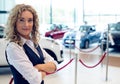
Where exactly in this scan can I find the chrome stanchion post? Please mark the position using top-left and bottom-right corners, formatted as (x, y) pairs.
(75, 52), (78, 84)
(69, 37), (72, 59)
(105, 24), (110, 81)
(74, 31), (80, 84)
(74, 43), (79, 84)
(101, 40), (104, 67)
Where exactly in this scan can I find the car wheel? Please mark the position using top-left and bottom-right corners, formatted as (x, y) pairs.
(84, 40), (89, 49)
(48, 35), (53, 38)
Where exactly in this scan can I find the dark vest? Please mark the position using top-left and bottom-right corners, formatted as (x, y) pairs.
(6, 44), (45, 84)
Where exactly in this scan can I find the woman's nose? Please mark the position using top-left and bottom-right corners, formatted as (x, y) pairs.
(24, 21), (29, 26)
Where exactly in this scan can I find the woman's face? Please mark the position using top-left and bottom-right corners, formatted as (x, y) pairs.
(16, 10), (33, 39)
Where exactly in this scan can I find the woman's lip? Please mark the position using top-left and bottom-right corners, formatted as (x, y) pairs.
(22, 28), (29, 30)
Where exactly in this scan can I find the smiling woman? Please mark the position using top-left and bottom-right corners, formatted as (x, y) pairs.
(5, 4), (58, 84)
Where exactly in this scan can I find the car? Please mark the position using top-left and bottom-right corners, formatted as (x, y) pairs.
(99, 22), (120, 51)
(0, 26), (64, 67)
(62, 25), (101, 49)
(45, 24), (71, 39)
(0, 24), (5, 38)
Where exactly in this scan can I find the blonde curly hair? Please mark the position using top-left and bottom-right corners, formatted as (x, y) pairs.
(6, 4), (40, 46)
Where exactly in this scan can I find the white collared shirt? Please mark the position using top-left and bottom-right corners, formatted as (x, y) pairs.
(6, 37), (57, 84)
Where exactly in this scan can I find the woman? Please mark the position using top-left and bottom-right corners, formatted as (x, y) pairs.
(5, 4), (57, 84)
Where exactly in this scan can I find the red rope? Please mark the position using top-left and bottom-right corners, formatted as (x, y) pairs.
(9, 77), (13, 84)
(75, 45), (99, 53)
(79, 52), (107, 68)
(47, 58), (74, 75)
(9, 58), (74, 83)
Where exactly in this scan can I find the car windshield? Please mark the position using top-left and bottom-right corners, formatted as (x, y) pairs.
(109, 23), (120, 31)
(49, 24), (68, 30)
(79, 25), (92, 32)
(49, 24), (57, 30)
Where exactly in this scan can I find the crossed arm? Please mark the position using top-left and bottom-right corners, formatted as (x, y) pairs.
(34, 61), (56, 73)
(34, 61), (57, 79)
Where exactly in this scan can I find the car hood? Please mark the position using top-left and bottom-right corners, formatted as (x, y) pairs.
(110, 31), (120, 38)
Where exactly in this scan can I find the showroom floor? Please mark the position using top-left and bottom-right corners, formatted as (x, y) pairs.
(44, 47), (120, 84)
(0, 46), (120, 84)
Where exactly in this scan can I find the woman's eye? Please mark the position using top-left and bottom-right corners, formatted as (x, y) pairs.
(28, 19), (33, 23)
(18, 18), (33, 24)
(19, 19), (24, 22)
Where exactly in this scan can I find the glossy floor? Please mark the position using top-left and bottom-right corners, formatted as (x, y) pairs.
(0, 47), (120, 84)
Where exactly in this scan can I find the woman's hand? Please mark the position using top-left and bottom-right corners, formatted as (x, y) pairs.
(34, 62), (56, 73)
(41, 71), (46, 79)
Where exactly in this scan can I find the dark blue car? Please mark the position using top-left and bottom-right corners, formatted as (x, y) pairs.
(62, 25), (101, 49)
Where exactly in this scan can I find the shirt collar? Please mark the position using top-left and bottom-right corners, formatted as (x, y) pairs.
(20, 36), (34, 47)
(20, 36), (28, 45)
